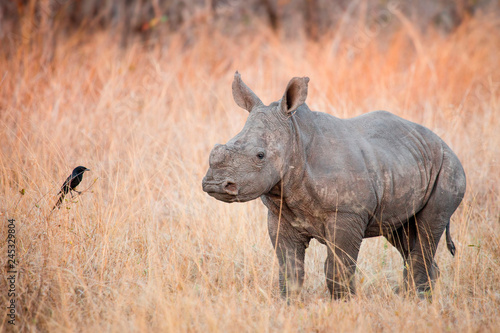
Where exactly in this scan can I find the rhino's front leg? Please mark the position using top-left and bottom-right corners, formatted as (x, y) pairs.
(324, 213), (365, 300)
(267, 212), (310, 299)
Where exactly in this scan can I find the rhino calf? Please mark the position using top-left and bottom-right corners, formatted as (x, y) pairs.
(202, 72), (466, 299)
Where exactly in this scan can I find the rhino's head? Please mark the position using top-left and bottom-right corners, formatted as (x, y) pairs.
(202, 72), (309, 203)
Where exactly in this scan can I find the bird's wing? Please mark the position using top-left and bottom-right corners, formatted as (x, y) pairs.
(60, 175), (73, 194)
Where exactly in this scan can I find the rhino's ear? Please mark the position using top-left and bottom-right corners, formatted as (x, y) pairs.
(280, 77), (309, 115)
(232, 71), (263, 112)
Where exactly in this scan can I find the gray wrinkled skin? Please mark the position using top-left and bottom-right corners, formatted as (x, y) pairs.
(202, 72), (466, 300)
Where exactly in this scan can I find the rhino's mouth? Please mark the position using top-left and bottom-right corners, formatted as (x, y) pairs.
(206, 191), (239, 203)
(202, 176), (240, 202)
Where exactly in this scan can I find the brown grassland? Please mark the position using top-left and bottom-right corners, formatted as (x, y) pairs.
(1, 12), (499, 333)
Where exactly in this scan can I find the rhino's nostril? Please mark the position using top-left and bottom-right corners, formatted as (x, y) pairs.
(223, 181), (238, 195)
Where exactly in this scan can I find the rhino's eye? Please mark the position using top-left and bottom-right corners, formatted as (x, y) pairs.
(257, 152), (265, 160)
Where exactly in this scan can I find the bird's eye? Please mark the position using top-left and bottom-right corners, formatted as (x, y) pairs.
(257, 152), (265, 160)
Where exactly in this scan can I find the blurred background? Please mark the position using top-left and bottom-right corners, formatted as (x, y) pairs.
(1, 1), (499, 332)
(1, 0), (498, 52)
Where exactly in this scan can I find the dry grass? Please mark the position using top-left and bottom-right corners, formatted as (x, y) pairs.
(1, 14), (499, 333)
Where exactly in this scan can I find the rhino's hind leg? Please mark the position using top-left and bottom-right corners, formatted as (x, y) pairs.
(385, 218), (416, 260)
(384, 218), (416, 292)
(385, 210), (446, 296)
(405, 217), (443, 296)
(404, 150), (465, 297)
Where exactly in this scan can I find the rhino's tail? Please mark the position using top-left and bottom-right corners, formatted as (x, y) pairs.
(446, 222), (456, 256)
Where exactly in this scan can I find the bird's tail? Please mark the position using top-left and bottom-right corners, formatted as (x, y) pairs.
(52, 193), (65, 211)
(446, 222), (456, 256)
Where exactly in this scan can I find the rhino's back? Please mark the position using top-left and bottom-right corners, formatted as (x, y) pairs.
(351, 111), (446, 231)
(309, 110), (446, 233)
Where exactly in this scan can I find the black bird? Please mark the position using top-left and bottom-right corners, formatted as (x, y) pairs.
(53, 166), (90, 210)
